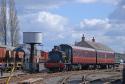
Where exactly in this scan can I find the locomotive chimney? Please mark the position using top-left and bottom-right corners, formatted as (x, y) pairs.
(82, 34), (85, 42)
(92, 37), (95, 42)
(54, 46), (59, 51)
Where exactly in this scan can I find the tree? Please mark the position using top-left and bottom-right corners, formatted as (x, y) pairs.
(9, 0), (20, 46)
(0, 0), (7, 45)
(0, 0), (20, 46)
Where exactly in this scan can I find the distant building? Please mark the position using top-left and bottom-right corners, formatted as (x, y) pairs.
(115, 53), (125, 64)
(75, 34), (113, 52)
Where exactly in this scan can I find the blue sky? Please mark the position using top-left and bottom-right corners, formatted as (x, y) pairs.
(13, 0), (125, 53)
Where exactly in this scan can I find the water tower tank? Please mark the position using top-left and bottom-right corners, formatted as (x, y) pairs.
(23, 32), (42, 44)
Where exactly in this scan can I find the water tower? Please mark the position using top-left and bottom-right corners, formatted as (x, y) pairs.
(23, 32), (42, 73)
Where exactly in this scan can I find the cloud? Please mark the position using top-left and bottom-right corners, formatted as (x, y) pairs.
(76, 0), (97, 3)
(19, 10), (125, 52)
(15, 0), (120, 13)
(17, 0), (125, 52)
(79, 19), (111, 34)
(37, 11), (68, 32)
(78, 0), (125, 53)
(105, 24), (125, 36)
(78, 18), (125, 52)
(15, 0), (72, 11)
(80, 19), (110, 27)
(19, 11), (68, 33)
(76, 0), (120, 5)
(109, 0), (125, 23)
(79, 19), (110, 40)
(106, 0), (125, 52)
(100, 0), (120, 5)
(19, 11), (77, 50)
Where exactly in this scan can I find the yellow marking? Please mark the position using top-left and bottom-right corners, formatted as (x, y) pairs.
(6, 66), (15, 84)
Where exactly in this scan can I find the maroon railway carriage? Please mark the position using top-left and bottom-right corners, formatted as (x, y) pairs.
(96, 50), (115, 68)
(45, 44), (115, 71)
(72, 46), (96, 64)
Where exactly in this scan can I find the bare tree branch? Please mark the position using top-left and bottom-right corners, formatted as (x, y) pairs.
(0, 0), (7, 45)
(9, 0), (20, 46)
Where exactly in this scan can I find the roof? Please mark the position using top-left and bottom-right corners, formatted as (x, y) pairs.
(75, 40), (114, 52)
(86, 41), (113, 52)
(13, 47), (24, 51)
(0, 45), (15, 50)
(0, 45), (7, 48)
(75, 41), (93, 48)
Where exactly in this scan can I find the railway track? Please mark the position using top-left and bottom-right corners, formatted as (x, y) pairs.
(0, 69), (121, 84)
(80, 74), (122, 84)
(0, 70), (86, 83)
(58, 71), (98, 84)
(58, 69), (122, 84)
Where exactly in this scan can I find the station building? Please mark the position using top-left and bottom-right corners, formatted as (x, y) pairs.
(75, 34), (114, 53)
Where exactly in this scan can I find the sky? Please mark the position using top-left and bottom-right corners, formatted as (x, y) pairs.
(13, 0), (125, 53)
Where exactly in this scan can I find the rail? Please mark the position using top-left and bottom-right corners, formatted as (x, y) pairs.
(59, 70), (99, 84)
(80, 71), (122, 84)
(59, 72), (85, 84)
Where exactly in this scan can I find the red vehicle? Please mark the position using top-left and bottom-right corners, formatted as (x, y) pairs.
(45, 44), (115, 71)
(44, 50), (64, 71)
(72, 46), (96, 64)
(40, 51), (48, 62)
(97, 51), (114, 64)
(0, 46), (6, 68)
(0, 45), (25, 70)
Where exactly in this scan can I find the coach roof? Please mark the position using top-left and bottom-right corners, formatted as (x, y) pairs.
(72, 46), (95, 51)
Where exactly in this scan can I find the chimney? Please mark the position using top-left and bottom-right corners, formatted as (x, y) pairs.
(82, 34), (85, 41)
(54, 46), (59, 51)
(92, 37), (95, 42)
